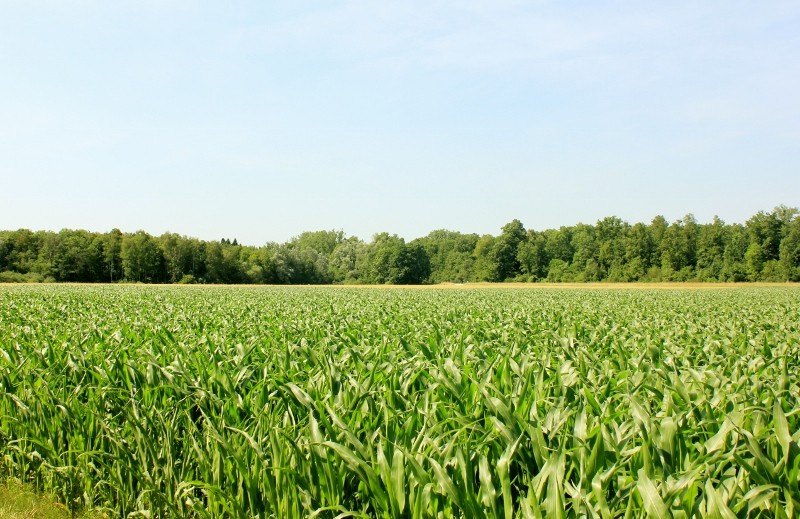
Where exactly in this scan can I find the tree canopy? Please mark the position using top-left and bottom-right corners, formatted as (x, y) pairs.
(1, 206), (799, 284)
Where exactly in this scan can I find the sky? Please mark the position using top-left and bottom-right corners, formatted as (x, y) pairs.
(1, 1), (798, 245)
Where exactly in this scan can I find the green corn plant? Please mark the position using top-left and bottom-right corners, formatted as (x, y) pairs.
(0, 285), (798, 517)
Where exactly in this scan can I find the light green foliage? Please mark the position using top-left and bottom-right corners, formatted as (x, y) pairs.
(1, 286), (799, 517)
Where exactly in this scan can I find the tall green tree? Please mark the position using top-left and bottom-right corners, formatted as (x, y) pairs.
(33, 231), (59, 279)
(570, 224), (599, 281)
(0, 233), (9, 272)
(544, 227), (576, 281)
(5, 229), (40, 274)
(291, 230), (345, 256)
(159, 233), (187, 283)
(329, 238), (367, 283)
(722, 224), (748, 281)
(648, 215), (669, 276)
(363, 233), (429, 284)
(2, 205), (799, 285)
(490, 219), (526, 281)
(780, 216), (800, 281)
(660, 215), (697, 280)
(745, 206), (798, 281)
(596, 216), (628, 280)
(696, 216), (727, 281)
(205, 241), (246, 284)
(395, 243), (431, 284)
(414, 230), (478, 283)
(101, 229), (123, 282)
(121, 231), (163, 283)
(52, 229), (101, 282)
(544, 227), (573, 264)
(472, 235), (498, 281)
(517, 231), (548, 281)
(624, 223), (654, 281)
(755, 210), (785, 257)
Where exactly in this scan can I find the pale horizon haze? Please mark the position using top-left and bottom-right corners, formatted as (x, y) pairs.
(1, 1), (798, 245)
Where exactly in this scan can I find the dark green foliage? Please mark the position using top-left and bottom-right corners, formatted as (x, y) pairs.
(0, 206), (799, 284)
(517, 231), (548, 280)
(780, 218), (800, 281)
(363, 233), (430, 284)
(492, 219), (526, 281)
(121, 231), (164, 283)
(413, 230), (479, 283)
(472, 234), (499, 281)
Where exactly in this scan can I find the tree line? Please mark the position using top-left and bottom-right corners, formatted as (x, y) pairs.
(1, 205), (799, 284)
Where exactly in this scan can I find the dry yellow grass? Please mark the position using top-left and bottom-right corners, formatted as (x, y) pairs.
(0, 481), (68, 519)
(442, 281), (800, 289)
(0, 480), (103, 519)
(3, 281), (798, 290)
(327, 281), (800, 290)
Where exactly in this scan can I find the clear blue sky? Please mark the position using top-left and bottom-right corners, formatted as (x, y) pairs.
(1, 1), (798, 245)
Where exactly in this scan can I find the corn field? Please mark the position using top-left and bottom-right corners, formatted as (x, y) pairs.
(1, 285), (799, 518)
